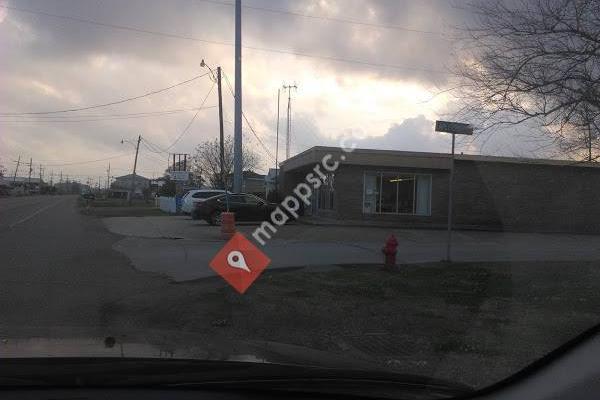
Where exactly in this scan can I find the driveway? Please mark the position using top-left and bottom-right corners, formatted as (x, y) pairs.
(104, 216), (600, 282)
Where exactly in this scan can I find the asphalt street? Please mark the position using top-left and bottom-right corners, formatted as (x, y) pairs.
(0, 195), (169, 337)
(3, 195), (600, 389)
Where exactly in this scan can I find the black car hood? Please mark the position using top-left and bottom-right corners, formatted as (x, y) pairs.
(0, 336), (473, 398)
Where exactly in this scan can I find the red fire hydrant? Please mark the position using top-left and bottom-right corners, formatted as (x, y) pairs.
(382, 234), (398, 270)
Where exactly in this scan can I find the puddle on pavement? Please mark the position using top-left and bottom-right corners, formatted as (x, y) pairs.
(0, 337), (269, 363)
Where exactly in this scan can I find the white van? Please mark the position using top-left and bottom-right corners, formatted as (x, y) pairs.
(181, 189), (228, 214)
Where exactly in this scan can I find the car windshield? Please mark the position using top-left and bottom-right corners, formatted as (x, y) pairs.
(2, 0), (600, 395)
(194, 191), (221, 198)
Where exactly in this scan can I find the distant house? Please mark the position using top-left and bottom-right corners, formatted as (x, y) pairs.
(226, 170), (266, 196)
(111, 173), (150, 199)
(9, 177), (45, 194)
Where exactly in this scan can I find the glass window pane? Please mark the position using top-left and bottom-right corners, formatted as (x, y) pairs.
(363, 173), (378, 214)
(380, 173), (398, 213)
(244, 194), (262, 204)
(416, 175), (431, 216)
(229, 195), (246, 203)
(397, 175), (415, 213)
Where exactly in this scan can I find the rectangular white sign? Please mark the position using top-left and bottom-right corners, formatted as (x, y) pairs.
(170, 171), (190, 181)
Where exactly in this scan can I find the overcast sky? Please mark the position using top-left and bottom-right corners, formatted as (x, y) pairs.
(0, 0), (553, 182)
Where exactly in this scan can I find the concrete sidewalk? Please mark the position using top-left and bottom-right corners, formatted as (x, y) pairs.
(104, 216), (600, 282)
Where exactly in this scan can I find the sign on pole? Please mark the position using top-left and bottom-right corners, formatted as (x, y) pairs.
(435, 121), (473, 136)
(169, 171), (190, 182)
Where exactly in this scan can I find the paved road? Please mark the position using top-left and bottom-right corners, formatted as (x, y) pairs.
(104, 216), (600, 282)
(3, 196), (600, 389)
(0, 195), (168, 337)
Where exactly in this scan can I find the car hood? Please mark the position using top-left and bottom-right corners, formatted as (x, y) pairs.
(0, 336), (374, 369)
(0, 337), (473, 397)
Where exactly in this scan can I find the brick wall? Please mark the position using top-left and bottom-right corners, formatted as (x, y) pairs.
(281, 159), (600, 233)
(453, 160), (600, 233)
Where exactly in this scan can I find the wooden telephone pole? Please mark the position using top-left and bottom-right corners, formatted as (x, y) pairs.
(128, 135), (141, 205)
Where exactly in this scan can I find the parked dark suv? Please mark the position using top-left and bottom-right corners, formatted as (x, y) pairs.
(192, 193), (276, 225)
(81, 192), (95, 200)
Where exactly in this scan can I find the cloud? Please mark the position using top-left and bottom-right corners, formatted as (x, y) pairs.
(357, 115), (447, 152)
(0, 0), (492, 182)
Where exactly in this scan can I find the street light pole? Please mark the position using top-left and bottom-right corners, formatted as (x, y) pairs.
(274, 88), (280, 199)
(233, 0), (243, 193)
(446, 133), (455, 262)
(435, 120), (473, 263)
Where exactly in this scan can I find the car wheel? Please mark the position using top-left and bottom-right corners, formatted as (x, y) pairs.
(210, 211), (223, 226)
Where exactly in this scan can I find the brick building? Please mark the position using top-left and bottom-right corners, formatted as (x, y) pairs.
(279, 146), (600, 233)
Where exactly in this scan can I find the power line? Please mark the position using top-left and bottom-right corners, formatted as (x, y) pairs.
(0, 108), (217, 123)
(222, 71), (275, 162)
(164, 81), (216, 151)
(0, 106), (217, 122)
(198, 0), (447, 36)
(0, 71), (210, 116)
(140, 138), (170, 155)
(139, 151), (170, 166)
(0, 4), (448, 74)
(41, 152), (134, 167)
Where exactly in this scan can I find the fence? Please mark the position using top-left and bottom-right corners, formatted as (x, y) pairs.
(158, 196), (177, 213)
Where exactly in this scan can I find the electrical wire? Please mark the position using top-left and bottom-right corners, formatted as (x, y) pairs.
(0, 4), (448, 74)
(0, 72), (210, 116)
(197, 0), (447, 36)
(222, 71), (276, 162)
(141, 137), (170, 155)
(140, 140), (167, 157)
(164, 81), (216, 151)
(42, 152), (134, 167)
(140, 151), (170, 166)
(0, 106), (217, 122)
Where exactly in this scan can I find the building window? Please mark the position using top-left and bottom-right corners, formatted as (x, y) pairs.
(363, 172), (431, 216)
(380, 173), (398, 213)
(318, 173), (335, 210)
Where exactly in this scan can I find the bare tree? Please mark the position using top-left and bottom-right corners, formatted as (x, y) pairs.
(191, 135), (260, 188)
(454, 0), (600, 161)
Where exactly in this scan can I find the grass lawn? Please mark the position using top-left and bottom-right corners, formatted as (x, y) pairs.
(105, 261), (600, 389)
(77, 197), (168, 217)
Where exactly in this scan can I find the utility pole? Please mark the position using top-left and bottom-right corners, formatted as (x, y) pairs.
(283, 83), (297, 160)
(275, 88), (281, 198)
(217, 66), (226, 190)
(38, 164), (44, 193)
(27, 158), (32, 185)
(129, 134), (142, 205)
(12, 155), (20, 183)
(106, 163), (111, 191)
(588, 123), (593, 162)
(233, 0), (243, 193)
(60, 171), (63, 184)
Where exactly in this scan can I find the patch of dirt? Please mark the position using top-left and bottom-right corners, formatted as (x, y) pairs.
(96, 261), (600, 389)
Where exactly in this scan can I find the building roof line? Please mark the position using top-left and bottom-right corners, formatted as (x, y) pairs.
(281, 146), (600, 169)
